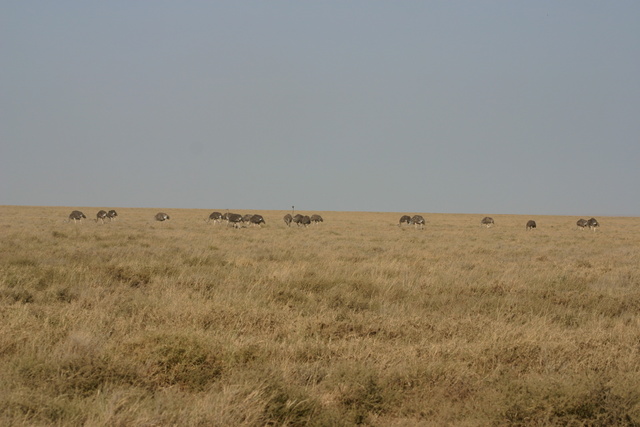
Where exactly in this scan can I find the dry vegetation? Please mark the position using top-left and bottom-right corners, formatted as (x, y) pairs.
(1, 205), (640, 426)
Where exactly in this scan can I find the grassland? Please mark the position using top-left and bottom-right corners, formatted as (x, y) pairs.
(1, 205), (640, 426)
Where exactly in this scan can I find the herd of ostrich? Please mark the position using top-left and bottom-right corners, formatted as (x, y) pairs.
(474, 216), (599, 231)
(66, 209), (118, 224)
(65, 209), (601, 231)
(472, 216), (599, 231)
(205, 211), (267, 227)
(65, 209), (321, 228)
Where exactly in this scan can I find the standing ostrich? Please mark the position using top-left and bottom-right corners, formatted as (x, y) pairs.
(67, 210), (86, 223)
(399, 215), (411, 226)
(300, 215), (311, 227)
(227, 213), (244, 228)
(249, 214), (266, 226)
(207, 212), (223, 224)
(107, 210), (118, 222)
(155, 212), (170, 222)
(410, 215), (425, 229)
(284, 206), (294, 227)
(481, 217), (495, 228)
(95, 210), (108, 224)
(292, 214), (304, 226)
(310, 214), (323, 224)
(526, 220), (537, 230)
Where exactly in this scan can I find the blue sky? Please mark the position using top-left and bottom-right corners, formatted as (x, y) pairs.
(2, 2), (639, 215)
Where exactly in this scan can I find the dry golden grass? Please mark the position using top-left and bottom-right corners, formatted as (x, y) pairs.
(1, 205), (640, 426)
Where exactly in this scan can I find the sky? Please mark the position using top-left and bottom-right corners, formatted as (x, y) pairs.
(2, 2), (639, 216)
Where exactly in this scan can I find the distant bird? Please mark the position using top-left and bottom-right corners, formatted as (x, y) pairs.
(292, 214), (304, 226)
(526, 220), (537, 230)
(242, 214), (254, 223)
(207, 212), (223, 224)
(310, 214), (323, 224)
(398, 215), (411, 226)
(67, 210), (86, 223)
(283, 214), (293, 227)
(481, 217), (495, 228)
(227, 213), (243, 228)
(107, 210), (118, 222)
(576, 219), (589, 230)
(249, 214), (266, 226)
(95, 210), (108, 224)
(587, 218), (599, 231)
(300, 215), (311, 227)
(410, 215), (425, 229)
(155, 212), (170, 222)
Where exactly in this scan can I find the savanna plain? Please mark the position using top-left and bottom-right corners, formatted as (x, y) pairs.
(1, 205), (640, 426)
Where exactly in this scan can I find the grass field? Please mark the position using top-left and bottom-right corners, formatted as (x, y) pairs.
(1, 205), (640, 426)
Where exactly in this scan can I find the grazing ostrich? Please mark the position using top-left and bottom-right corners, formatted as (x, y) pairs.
(526, 220), (537, 230)
(67, 210), (86, 223)
(300, 215), (311, 227)
(242, 213), (254, 223)
(399, 215), (411, 226)
(587, 218), (599, 231)
(249, 214), (266, 226)
(107, 210), (118, 222)
(576, 219), (589, 230)
(310, 214), (323, 224)
(285, 206), (300, 227)
(227, 213), (244, 228)
(410, 215), (425, 229)
(207, 212), (223, 224)
(155, 212), (170, 222)
(95, 210), (108, 224)
(292, 214), (304, 226)
(481, 217), (495, 228)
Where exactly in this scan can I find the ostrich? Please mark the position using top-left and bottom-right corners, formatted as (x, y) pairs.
(526, 220), (537, 230)
(410, 215), (426, 229)
(310, 214), (323, 224)
(481, 217), (495, 228)
(242, 213), (254, 223)
(284, 206), (296, 227)
(95, 210), (108, 224)
(207, 212), (223, 224)
(587, 218), (599, 231)
(249, 214), (266, 226)
(399, 215), (411, 226)
(300, 215), (311, 227)
(67, 210), (86, 223)
(107, 210), (118, 221)
(292, 214), (304, 226)
(155, 212), (170, 222)
(227, 213), (243, 228)
(576, 219), (589, 230)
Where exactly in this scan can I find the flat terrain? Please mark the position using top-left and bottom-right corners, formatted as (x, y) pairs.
(1, 205), (640, 426)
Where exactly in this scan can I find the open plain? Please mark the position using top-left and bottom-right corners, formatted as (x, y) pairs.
(1, 205), (640, 426)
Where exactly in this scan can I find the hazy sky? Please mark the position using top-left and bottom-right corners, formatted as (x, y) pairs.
(2, 2), (639, 215)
